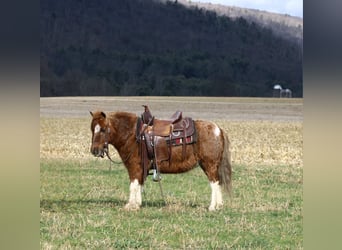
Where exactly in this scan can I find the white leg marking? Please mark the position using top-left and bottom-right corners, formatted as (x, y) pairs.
(216, 183), (223, 209)
(209, 181), (223, 211)
(125, 179), (142, 210)
(136, 182), (142, 206)
(209, 181), (217, 211)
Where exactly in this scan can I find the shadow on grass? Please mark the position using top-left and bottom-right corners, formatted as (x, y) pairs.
(142, 200), (167, 208)
(40, 198), (176, 212)
(40, 198), (126, 212)
(41, 197), (202, 212)
(142, 199), (201, 209)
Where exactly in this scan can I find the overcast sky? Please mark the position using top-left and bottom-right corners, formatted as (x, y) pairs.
(195, 0), (303, 18)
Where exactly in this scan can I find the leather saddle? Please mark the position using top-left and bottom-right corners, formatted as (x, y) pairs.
(137, 105), (197, 183)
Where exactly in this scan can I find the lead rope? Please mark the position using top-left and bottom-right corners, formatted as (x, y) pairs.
(104, 125), (138, 167)
(157, 177), (165, 202)
(143, 167), (166, 204)
(103, 126), (119, 171)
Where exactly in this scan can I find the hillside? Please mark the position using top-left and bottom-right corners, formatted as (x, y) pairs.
(176, 0), (303, 42)
(40, 0), (302, 97)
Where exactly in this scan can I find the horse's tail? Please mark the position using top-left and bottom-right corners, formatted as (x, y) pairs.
(218, 129), (232, 196)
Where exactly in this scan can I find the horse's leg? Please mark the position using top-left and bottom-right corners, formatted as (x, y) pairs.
(124, 166), (143, 210)
(199, 162), (223, 211)
(209, 180), (223, 211)
(124, 179), (142, 210)
(197, 121), (228, 211)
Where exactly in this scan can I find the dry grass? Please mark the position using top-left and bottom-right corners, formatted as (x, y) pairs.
(40, 118), (93, 161)
(40, 96), (302, 167)
(40, 118), (302, 167)
(217, 120), (302, 167)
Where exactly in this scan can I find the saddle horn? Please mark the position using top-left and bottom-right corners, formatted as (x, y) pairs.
(142, 105), (153, 124)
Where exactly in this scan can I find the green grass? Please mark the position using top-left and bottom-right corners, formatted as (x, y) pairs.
(40, 160), (302, 249)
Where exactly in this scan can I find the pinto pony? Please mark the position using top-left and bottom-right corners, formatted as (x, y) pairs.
(90, 109), (232, 211)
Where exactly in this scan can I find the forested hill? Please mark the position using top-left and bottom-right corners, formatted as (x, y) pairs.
(177, 0), (303, 43)
(40, 0), (303, 97)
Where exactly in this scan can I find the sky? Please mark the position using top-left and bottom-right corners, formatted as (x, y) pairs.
(195, 0), (303, 18)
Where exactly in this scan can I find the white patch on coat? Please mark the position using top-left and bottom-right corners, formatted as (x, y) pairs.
(94, 124), (101, 133)
(213, 124), (221, 137)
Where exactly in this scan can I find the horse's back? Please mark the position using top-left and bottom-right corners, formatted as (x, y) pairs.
(151, 119), (226, 174)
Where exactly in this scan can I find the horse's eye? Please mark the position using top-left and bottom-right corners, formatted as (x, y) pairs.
(100, 128), (106, 133)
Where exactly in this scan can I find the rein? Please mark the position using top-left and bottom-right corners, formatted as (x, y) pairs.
(103, 125), (137, 165)
(103, 117), (149, 166)
(105, 116), (154, 164)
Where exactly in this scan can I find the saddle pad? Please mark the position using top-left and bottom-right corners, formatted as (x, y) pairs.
(167, 135), (196, 146)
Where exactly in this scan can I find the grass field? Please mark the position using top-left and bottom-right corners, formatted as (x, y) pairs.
(40, 97), (303, 249)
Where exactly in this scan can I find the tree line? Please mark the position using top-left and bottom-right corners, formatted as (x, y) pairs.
(40, 0), (302, 97)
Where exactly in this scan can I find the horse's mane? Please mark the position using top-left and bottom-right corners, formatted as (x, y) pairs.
(107, 111), (137, 121)
(107, 112), (138, 134)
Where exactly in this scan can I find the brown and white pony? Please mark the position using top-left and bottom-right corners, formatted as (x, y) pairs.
(90, 110), (232, 211)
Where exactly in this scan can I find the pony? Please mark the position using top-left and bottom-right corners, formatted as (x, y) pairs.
(90, 109), (232, 211)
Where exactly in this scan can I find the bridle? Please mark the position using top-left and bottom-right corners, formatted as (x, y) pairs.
(102, 125), (112, 160)
(92, 119), (136, 165)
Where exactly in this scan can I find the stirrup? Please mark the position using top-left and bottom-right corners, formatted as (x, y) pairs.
(152, 169), (162, 182)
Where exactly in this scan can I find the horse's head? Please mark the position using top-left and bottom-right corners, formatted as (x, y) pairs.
(90, 111), (110, 158)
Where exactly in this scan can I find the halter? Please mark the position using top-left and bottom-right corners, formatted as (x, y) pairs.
(100, 120), (137, 165)
(102, 125), (112, 159)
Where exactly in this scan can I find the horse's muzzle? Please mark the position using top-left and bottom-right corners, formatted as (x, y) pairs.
(91, 148), (105, 158)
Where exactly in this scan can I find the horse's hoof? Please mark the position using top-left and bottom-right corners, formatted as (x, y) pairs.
(124, 203), (140, 211)
(208, 204), (223, 211)
(208, 206), (216, 212)
(216, 203), (223, 210)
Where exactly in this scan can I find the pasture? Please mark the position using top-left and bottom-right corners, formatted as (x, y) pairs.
(40, 97), (303, 249)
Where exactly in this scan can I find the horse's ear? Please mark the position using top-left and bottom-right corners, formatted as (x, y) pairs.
(101, 112), (106, 118)
(90, 111), (93, 117)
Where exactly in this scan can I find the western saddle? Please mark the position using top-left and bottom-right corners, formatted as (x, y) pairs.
(137, 105), (197, 183)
